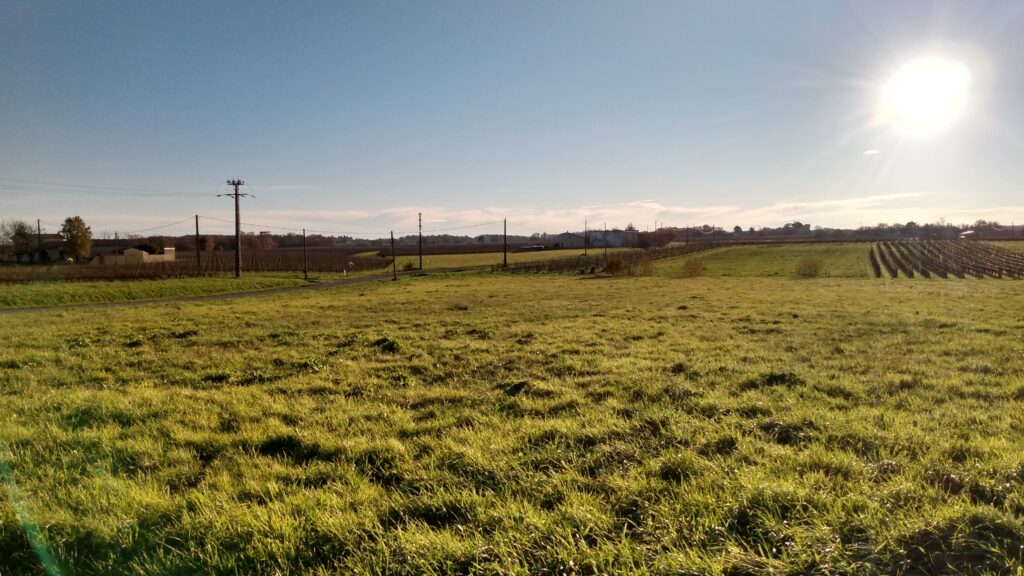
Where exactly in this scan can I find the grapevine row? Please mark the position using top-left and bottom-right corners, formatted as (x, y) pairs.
(868, 240), (1024, 279)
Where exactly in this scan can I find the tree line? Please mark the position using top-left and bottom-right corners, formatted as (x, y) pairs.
(0, 217), (92, 263)
(4, 216), (1021, 264)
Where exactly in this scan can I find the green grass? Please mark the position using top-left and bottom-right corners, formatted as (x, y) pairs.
(988, 240), (1024, 253)
(2, 272), (1024, 574)
(0, 275), (310, 309)
(653, 243), (872, 278)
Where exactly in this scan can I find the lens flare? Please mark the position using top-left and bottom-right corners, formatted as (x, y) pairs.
(879, 56), (971, 137)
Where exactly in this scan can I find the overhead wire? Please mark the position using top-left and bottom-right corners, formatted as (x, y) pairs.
(0, 179), (208, 198)
(421, 219), (504, 234)
(6, 178), (525, 238)
(200, 215), (392, 237)
(244, 183), (508, 236)
(123, 216), (197, 236)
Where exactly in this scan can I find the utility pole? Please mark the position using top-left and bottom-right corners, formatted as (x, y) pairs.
(114, 232), (119, 275)
(604, 222), (608, 258)
(36, 219), (41, 263)
(219, 179), (248, 278)
(391, 231), (397, 281)
(584, 220), (588, 256)
(503, 218), (508, 268)
(194, 215), (201, 276)
(418, 212), (423, 271)
(302, 228), (309, 281)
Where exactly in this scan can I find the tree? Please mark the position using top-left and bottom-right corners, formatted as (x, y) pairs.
(638, 230), (675, 248)
(733, 225), (743, 234)
(60, 216), (92, 263)
(0, 220), (12, 260)
(146, 236), (167, 253)
(1, 219), (35, 262)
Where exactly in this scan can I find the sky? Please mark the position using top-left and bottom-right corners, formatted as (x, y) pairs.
(2, 0), (1024, 238)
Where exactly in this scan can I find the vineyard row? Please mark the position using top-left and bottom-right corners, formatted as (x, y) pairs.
(498, 242), (718, 275)
(0, 250), (390, 282)
(868, 240), (1024, 279)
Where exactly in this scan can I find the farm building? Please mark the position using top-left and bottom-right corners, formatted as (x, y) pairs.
(90, 246), (176, 265)
(4, 234), (65, 263)
(596, 229), (639, 248)
(552, 232), (585, 249)
(547, 230), (637, 249)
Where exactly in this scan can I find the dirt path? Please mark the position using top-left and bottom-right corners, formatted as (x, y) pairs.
(0, 268), (479, 315)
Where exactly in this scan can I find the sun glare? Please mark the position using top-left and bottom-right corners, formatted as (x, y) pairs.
(879, 56), (972, 137)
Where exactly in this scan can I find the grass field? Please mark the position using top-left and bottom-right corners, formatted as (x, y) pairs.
(2, 249), (1024, 574)
(0, 275), (312, 309)
(988, 241), (1024, 254)
(0, 246), (631, 311)
(652, 243), (872, 278)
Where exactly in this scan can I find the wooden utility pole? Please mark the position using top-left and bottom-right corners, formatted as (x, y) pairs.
(584, 220), (588, 256)
(36, 219), (41, 263)
(194, 215), (201, 276)
(114, 232), (119, 274)
(219, 179), (248, 277)
(302, 228), (309, 281)
(604, 222), (608, 258)
(503, 218), (508, 268)
(391, 231), (397, 281)
(418, 212), (423, 270)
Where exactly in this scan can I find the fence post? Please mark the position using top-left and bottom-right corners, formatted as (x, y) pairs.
(391, 231), (397, 281)
(194, 215), (201, 276)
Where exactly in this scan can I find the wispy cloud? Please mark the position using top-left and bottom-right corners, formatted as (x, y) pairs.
(735, 193), (928, 224)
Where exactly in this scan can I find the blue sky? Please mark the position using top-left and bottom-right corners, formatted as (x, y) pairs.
(2, 0), (1023, 238)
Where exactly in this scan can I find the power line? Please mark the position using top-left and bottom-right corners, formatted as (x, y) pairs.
(247, 189), (505, 236)
(197, 214), (510, 239)
(219, 179), (248, 278)
(0, 179), (208, 198)
(422, 219), (504, 233)
(123, 216), (196, 236)
(245, 190), (325, 216)
(201, 215), (307, 232)
(200, 215), (394, 238)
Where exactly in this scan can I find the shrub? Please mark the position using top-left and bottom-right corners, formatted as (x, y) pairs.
(401, 261), (415, 271)
(680, 258), (706, 278)
(602, 256), (649, 276)
(603, 256), (628, 276)
(795, 257), (822, 278)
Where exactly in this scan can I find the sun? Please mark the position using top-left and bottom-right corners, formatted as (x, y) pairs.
(879, 56), (972, 137)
